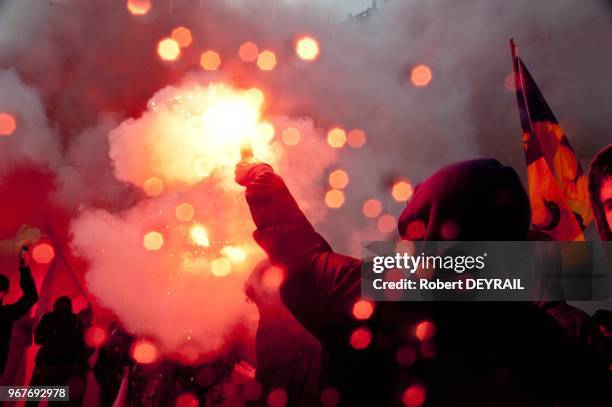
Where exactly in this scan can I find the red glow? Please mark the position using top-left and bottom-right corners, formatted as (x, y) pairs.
(349, 327), (372, 350)
(320, 387), (341, 407)
(267, 388), (288, 407)
(402, 384), (426, 407)
(352, 299), (374, 320)
(85, 326), (108, 348)
(362, 199), (382, 218)
(239, 42), (259, 62)
(243, 381), (263, 401)
(406, 220), (426, 240)
(175, 393), (198, 407)
(262, 266), (284, 290)
(32, 243), (55, 264)
(415, 320), (436, 342)
(441, 221), (460, 240)
(131, 339), (159, 364)
(0, 113), (16, 136)
(411, 65), (432, 87)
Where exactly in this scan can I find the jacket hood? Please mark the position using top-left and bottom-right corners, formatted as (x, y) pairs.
(588, 144), (612, 241)
(398, 159), (531, 241)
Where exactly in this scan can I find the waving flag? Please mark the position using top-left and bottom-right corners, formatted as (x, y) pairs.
(510, 39), (592, 241)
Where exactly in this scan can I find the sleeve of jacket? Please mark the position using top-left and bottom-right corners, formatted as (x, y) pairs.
(245, 167), (362, 345)
(5, 266), (39, 322)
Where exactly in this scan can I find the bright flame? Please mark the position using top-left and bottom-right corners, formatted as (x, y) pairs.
(143, 232), (164, 251)
(158, 38), (181, 61)
(411, 64), (432, 87)
(220, 246), (246, 263)
(211, 257), (231, 276)
(171, 27), (193, 48)
(190, 224), (210, 247)
(126, 0), (151, 15)
(239, 42), (259, 62)
(257, 50), (277, 71)
(0, 113), (16, 136)
(200, 50), (221, 71)
(295, 36), (320, 61)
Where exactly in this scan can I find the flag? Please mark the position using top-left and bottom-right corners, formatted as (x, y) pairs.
(510, 39), (592, 241)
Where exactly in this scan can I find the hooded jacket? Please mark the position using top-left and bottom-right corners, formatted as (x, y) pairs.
(588, 144), (612, 241)
(243, 158), (609, 406)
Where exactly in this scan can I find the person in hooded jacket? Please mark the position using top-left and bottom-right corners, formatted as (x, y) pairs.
(235, 157), (609, 406)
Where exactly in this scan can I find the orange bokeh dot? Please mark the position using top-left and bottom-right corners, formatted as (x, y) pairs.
(171, 26), (193, 48)
(411, 64), (432, 87)
(352, 299), (374, 320)
(347, 128), (366, 148)
(200, 50), (221, 71)
(267, 388), (288, 407)
(32, 243), (55, 264)
(281, 127), (301, 146)
(327, 127), (346, 148)
(295, 36), (320, 61)
(377, 214), (396, 233)
(126, 0), (151, 15)
(143, 177), (164, 196)
(256, 50), (277, 71)
(415, 320), (436, 342)
(325, 189), (345, 208)
(239, 41), (259, 62)
(175, 393), (199, 407)
(362, 199), (382, 218)
(211, 257), (231, 277)
(131, 339), (159, 364)
(262, 266), (285, 290)
(402, 384), (426, 407)
(320, 388), (340, 407)
(328, 170), (349, 189)
(406, 220), (426, 240)
(0, 113), (16, 136)
(175, 203), (195, 222)
(157, 38), (181, 61)
(349, 327), (372, 350)
(85, 326), (108, 348)
(391, 180), (413, 202)
(143, 231), (164, 251)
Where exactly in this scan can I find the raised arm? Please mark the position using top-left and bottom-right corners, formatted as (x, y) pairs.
(5, 251), (39, 322)
(237, 162), (362, 344)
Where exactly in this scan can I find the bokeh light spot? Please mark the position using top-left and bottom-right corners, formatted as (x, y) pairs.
(328, 169), (349, 189)
(327, 127), (346, 148)
(320, 388), (340, 407)
(262, 266), (285, 290)
(175, 393), (198, 407)
(143, 231), (164, 251)
(295, 36), (320, 61)
(257, 50), (277, 71)
(32, 243), (55, 264)
(171, 27), (193, 48)
(131, 339), (159, 364)
(402, 384), (426, 407)
(175, 203), (195, 222)
(126, 0), (151, 15)
(85, 326), (108, 348)
(406, 220), (426, 240)
(281, 127), (301, 146)
(377, 214), (396, 233)
(325, 189), (345, 208)
(347, 128), (366, 148)
(239, 42), (259, 62)
(350, 327), (372, 350)
(200, 50), (221, 71)
(267, 388), (288, 407)
(362, 199), (382, 218)
(143, 177), (164, 196)
(391, 180), (413, 202)
(157, 38), (181, 61)
(396, 346), (416, 367)
(0, 113), (16, 136)
(411, 64), (432, 87)
(211, 257), (231, 277)
(415, 320), (436, 342)
(352, 299), (374, 320)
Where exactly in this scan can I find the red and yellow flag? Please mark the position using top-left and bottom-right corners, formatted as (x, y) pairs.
(510, 39), (592, 241)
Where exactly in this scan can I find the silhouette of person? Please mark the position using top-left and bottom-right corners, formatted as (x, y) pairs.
(0, 246), (38, 375)
(236, 157), (609, 406)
